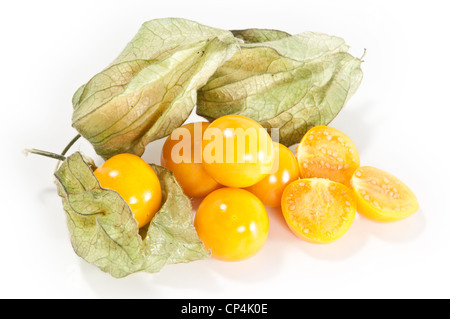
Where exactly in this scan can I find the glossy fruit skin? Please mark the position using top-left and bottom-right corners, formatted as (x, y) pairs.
(194, 188), (269, 261)
(202, 115), (274, 188)
(350, 166), (419, 222)
(246, 142), (300, 207)
(93, 153), (162, 228)
(161, 122), (222, 198)
(296, 126), (360, 187)
(281, 178), (356, 244)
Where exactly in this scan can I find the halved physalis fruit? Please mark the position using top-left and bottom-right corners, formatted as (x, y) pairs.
(281, 178), (356, 244)
(350, 166), (419, 222)
(296, 126), (360, 187)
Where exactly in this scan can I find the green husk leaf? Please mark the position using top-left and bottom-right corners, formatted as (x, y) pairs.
(54, 152), (209, 278)
(231, 28), (292, 43)
(140, 164), (210, 271)
(197, 30), (363, 146)
(72, 18), (240, 160)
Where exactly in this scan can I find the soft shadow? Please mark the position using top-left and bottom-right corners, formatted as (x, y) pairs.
(285, 209), (425, 262)
(293, 215), (369, 261)
(151, 259), (221, 293)
(141, 138), (166, 165)
(80, 259), (220, 298)
(266, 205), (369, 261)
(77, 244), (221, 298)
(190, 196), (204, 212)
(36, 186), (58, 205)
(357, 208), (426, 244)
(34, 186), (70, 241)
(267, 207), (297, 242)
(78, 260), (162, 298)
(206, 245), (283, 284)
(206, 207), (287, 283)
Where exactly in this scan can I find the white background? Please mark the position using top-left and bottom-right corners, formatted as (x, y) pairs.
(1, 0), (449, 299)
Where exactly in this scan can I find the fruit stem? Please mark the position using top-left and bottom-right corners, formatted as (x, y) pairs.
(360, 48), (367, 61)
(23, 134), (82, 168)
(23, 148), (67, 161)
(61, 134), (81, 156)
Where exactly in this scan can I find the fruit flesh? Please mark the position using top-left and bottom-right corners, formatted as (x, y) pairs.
(281, 178), (356, 244)
(351, 166), (419, 222)
(297, 126), (360, 187)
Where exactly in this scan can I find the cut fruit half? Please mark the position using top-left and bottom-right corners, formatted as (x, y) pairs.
(281, 178), (357, 244)
(351, 166), (419, 222)
(296, 126), (360, 188)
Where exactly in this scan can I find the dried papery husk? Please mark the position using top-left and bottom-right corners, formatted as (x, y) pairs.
(197, 29), (363, 147)
(55, 152), (209, 278)
(72, 18), (240, 159)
